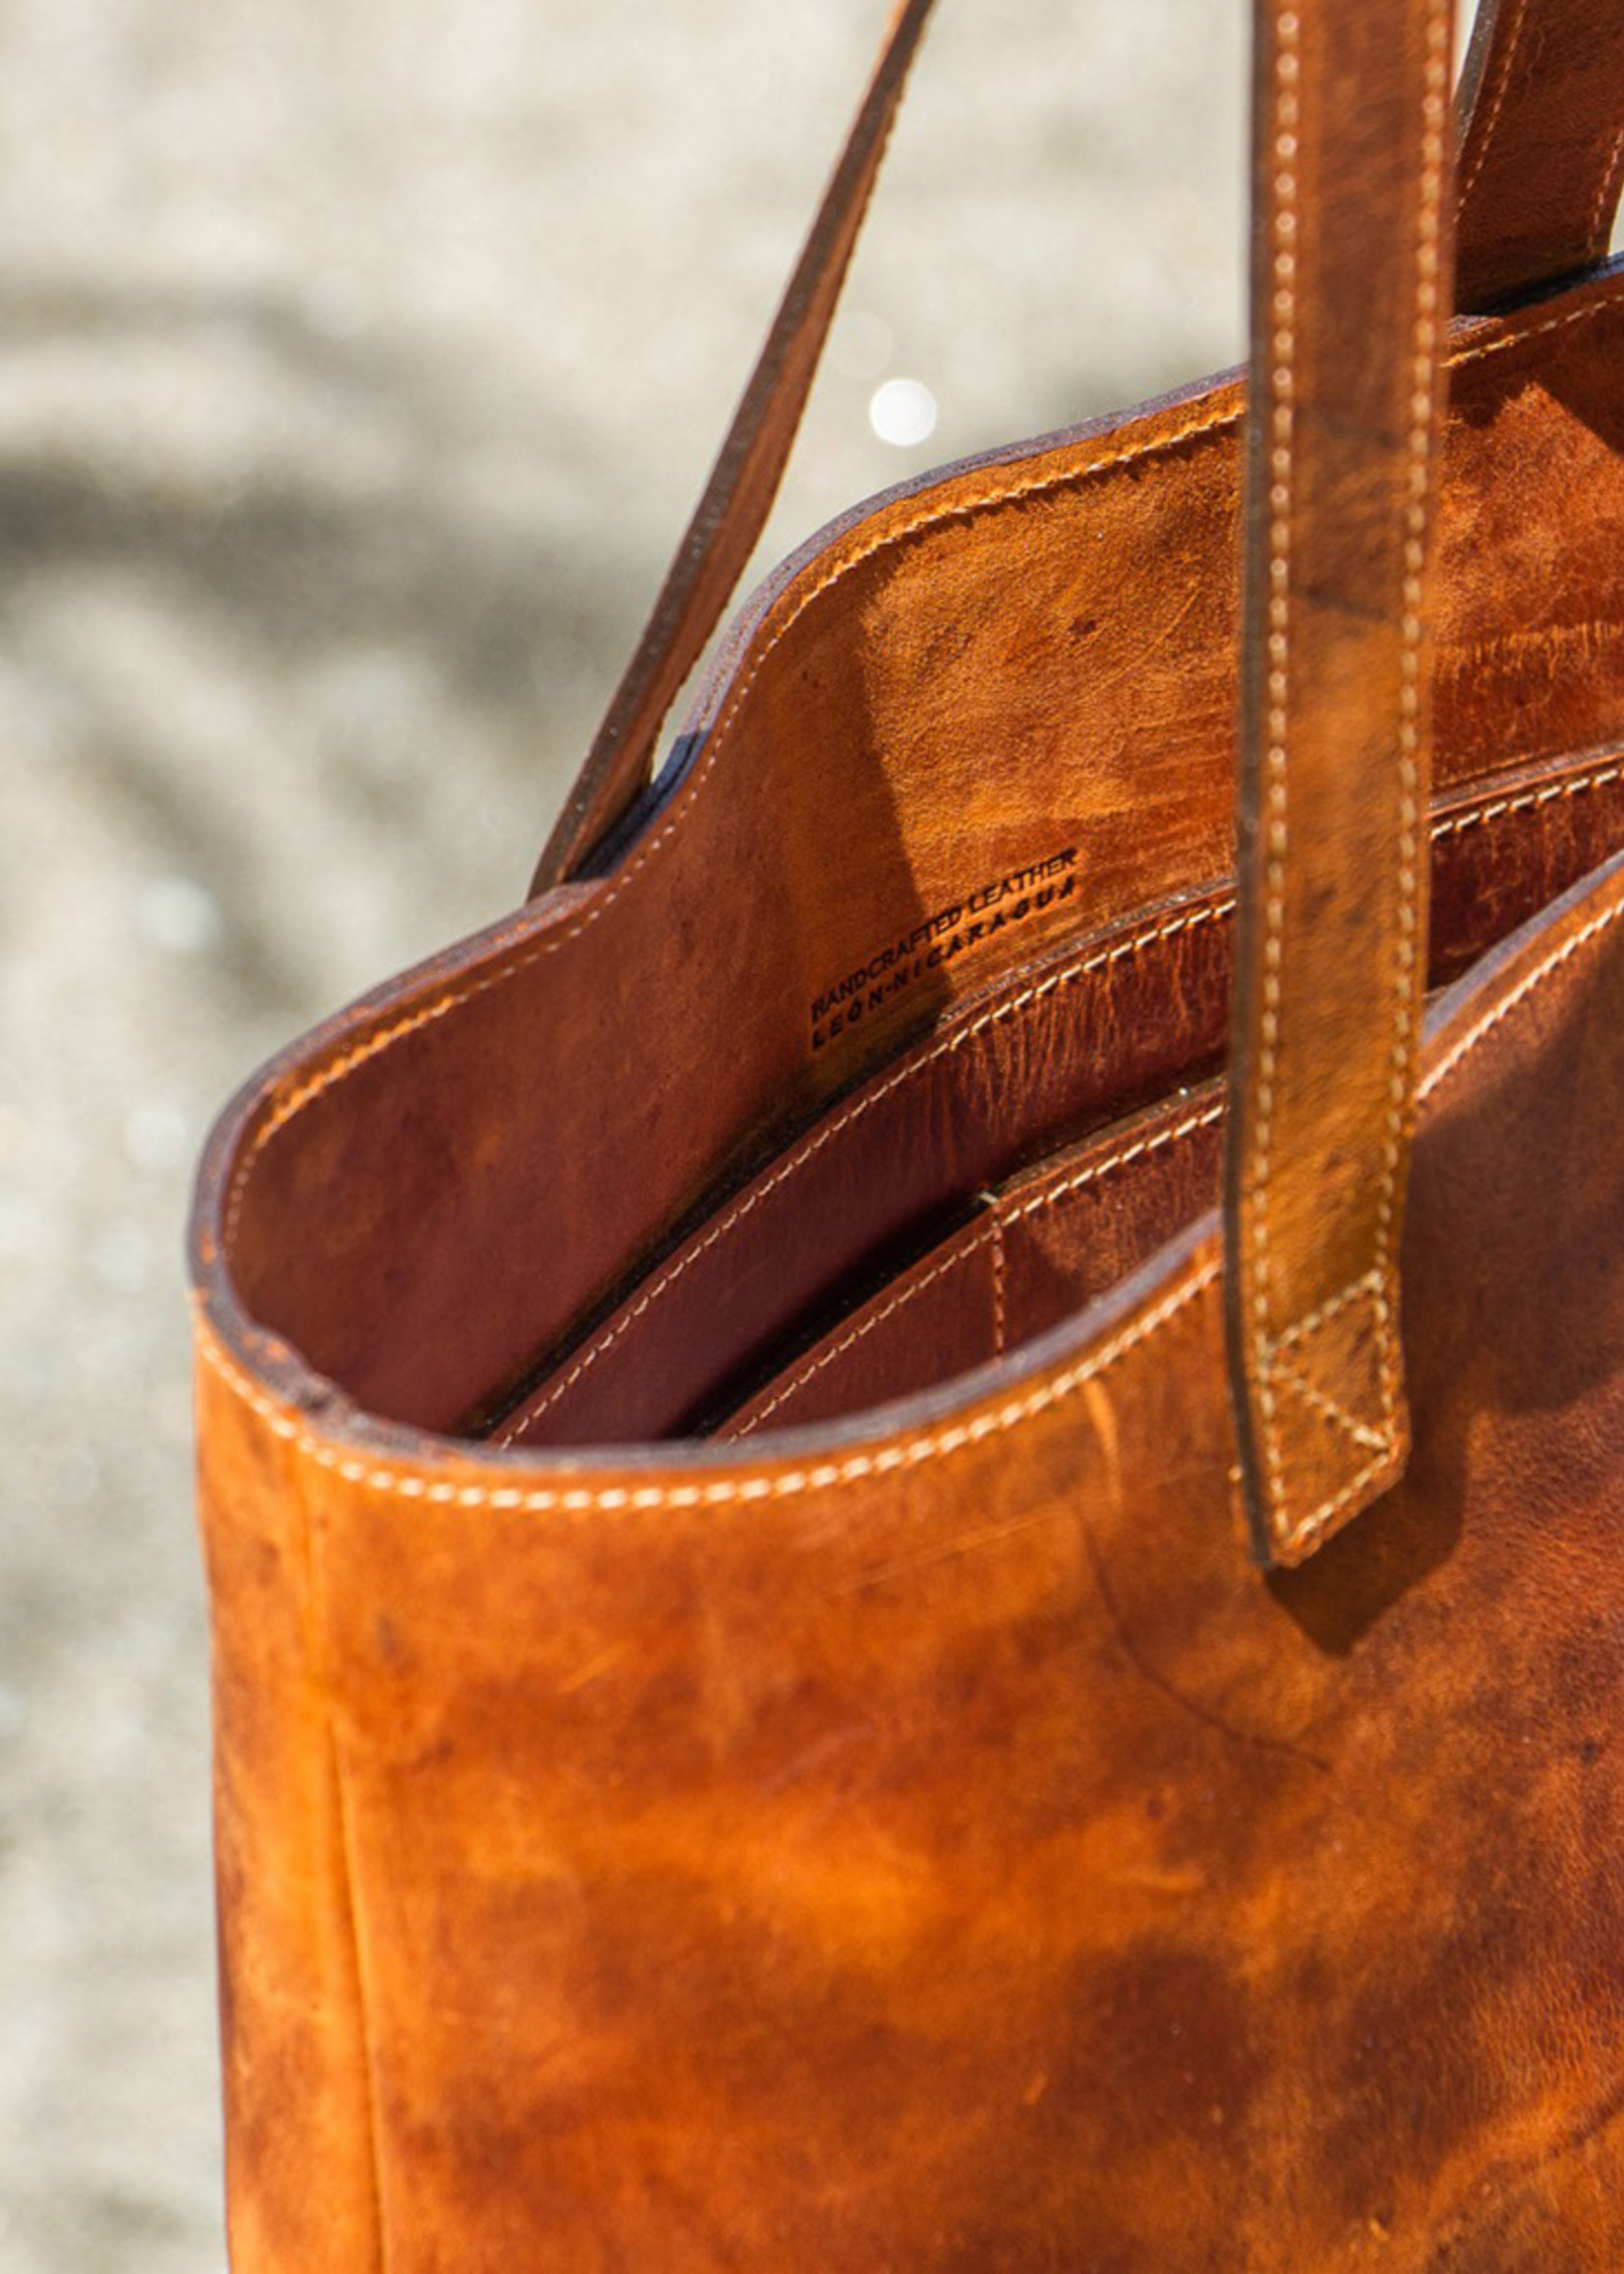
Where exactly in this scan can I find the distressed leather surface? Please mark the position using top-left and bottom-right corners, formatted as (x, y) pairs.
(545, 0), (1624, 894)
(195, 848), (1624, 2270)
(1457, 0), (1624, 310)
(1224, 0), (1454, 1563)
(211, 265), (1624, 1445)
(189, 1), (1624, 2264)
(491, 749), (1624, 1451)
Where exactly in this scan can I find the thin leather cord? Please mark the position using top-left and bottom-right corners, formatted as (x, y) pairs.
(532, 0), (941, 889)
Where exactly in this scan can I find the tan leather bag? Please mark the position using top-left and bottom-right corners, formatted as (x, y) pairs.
(190, 0), (1624, 2262)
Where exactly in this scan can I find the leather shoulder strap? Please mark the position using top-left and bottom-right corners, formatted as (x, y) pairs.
(1457, 0), (1624, 309)
(1225, 0), (1456, 1567)
(537, 0), (1461, 1572)
(532, 0), (937, 889)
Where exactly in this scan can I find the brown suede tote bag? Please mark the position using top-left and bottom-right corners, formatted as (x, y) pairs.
(190, 0), (1624, 2262)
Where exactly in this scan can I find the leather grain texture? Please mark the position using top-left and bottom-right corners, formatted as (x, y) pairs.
(1457, 0), (1624, 310)
(194, 851), (1624, 2270)
(1226, 0), (1456, 1564)
(211, 269), (1624, 1448)
(190, 0), (1624, 2264)
(545, 0), (1624, 896)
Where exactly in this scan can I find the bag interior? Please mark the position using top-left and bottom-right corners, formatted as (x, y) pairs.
(217, 263), (1624, 1451)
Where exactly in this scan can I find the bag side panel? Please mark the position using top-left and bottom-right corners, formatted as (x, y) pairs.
(194, 1341), (382, 2274)
(259, 859), (1624, 2270)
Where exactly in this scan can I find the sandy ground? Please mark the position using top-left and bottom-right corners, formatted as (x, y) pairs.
(0, 3), (1249, 2264)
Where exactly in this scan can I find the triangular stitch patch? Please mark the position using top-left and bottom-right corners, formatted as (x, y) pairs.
(1260, 1277), (1403, 1558)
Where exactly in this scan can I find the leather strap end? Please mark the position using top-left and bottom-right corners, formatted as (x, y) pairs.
(1227, 0), (1456, 1570)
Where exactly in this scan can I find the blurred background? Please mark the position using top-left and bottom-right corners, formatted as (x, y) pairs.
(0, 2), (1250, 2264)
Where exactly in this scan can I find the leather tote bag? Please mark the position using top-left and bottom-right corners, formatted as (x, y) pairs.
(190, 0), (1624, 2262)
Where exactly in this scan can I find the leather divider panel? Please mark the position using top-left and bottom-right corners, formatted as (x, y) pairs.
(223, 274), (1624, 1437)
(478, 893), (1235, 1448)
(490, 749), (1624, 1450)
(718, 1087), (1226, 1443)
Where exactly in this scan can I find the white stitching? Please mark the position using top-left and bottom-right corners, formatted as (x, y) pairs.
(1259, 1270), (1404, 1548)
(1271, 1370), (1388, 1458)
(197, 1257), (1221, 1512)
(223, 403), (1240, 1249)
(1270, 1323), (1392, 1455)
(1245, 1), (1303, 1515)
(1261, 0), (1451, 1561)
(1269, 1445), (1395, 1562)
(492, 900), (1234, 1442)
(1458, 0), (1528, 209)
(726, 1232), (993, 1442)
(723, 1098), (1225, 1443)
(1267, 1263), (1386, 1356)
(1586, 114), (1624, 258)
(1420, 885), (1624, 1102)
(1372, 0), (1452, 1285)
(990, 1210), (1007, 1359)
(1269, 793), (1624, 1562)
(199, 858), (1624, 1515)
(220, 275), (1624, 1254)
(1003, 1101), (1226, 1228)
(1457, 284), (1624, 368)
(504, 758), (1624, 1444)
(1431, 761), (1624, 841)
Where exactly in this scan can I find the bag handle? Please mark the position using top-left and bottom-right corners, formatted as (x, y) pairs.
(533, 0), (938, 890)
(543, 1), (1460, 1568)
(1457, 0), (1624, 308)
(1226, 0), (1453, 1565)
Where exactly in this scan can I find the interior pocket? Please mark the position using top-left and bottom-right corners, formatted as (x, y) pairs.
(482, 746), (1624, 1450)
(715, 1083), (1224, 1441)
